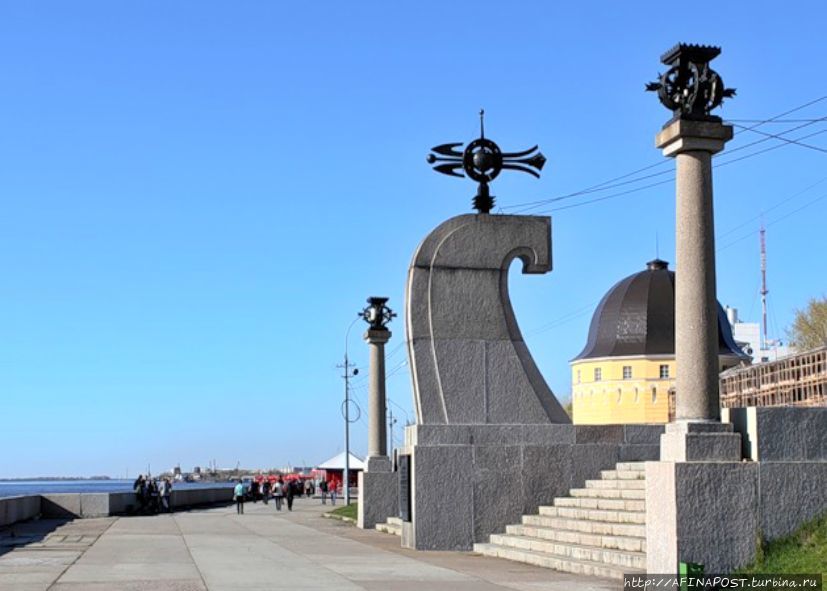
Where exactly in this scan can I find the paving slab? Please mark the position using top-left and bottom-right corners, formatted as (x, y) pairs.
(0, 497), (616, 591)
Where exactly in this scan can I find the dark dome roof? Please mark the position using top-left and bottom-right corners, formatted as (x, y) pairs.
(573, 259), (747, 361)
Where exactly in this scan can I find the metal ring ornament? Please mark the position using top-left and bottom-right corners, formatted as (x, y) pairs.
(342, 399), (361, 423)
(703, 70), (726, 112)
(658, 64), (699, 114)
(462, 138), (503, 183)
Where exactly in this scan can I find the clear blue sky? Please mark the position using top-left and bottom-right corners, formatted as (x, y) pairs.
(2, 1), (825, 478)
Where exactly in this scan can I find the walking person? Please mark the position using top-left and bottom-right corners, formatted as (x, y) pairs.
(273, 477), (284, 511)
(234, 480), (245, 514)
(330, 479), (337, 506)
(262, 479), (270, 505)
(159, 478), (172, 513)
(133, 475), (146, 514)
(286, 479), (295, 511)
(319, 479), (328, 505)
(149, 478), (160, 514)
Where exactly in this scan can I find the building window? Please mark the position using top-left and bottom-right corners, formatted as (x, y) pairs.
(652, 387), (658, 403)
(659, 364), (670, 379)
(577, 370), (581, 384)
(622, 366), (632, 379)
(594, 368), (602, 382)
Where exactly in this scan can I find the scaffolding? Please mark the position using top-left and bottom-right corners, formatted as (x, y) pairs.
(719, 346), (827, 408)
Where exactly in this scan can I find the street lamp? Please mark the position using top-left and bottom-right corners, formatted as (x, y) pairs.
(339, 317), (360, 506)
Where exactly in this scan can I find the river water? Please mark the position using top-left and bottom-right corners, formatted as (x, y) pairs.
(0, 480), (234, 499)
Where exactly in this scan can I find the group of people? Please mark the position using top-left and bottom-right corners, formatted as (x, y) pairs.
(132, 475), (173, 514)
(232, 477), (337, 514)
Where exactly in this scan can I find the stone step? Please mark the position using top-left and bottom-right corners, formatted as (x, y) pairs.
(522, 514), (646, 538)
(506, 523), (646, 553)
(585, 478), (646, 490)
(539, 505), (646, 524)
(599, 469), (646, 480)
(553, 497), (645, 512)
(375, 521), (401, 536)
(615, 462), (646, 471)
(489, 533), (645, 570)
(570, 487), (645, 500)
(386, 517), (403, 526)
(474, 543), (640, 580)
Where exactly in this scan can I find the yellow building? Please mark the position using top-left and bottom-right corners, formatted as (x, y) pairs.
(571, 259), (748, 424)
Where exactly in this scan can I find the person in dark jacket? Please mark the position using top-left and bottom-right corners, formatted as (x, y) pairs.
(133, 475), (146, 514)
(286, 479), (295, 511)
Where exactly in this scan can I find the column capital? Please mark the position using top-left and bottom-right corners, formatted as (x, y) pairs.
(363, 329), (391, 345)
(655, 119), (733, 157)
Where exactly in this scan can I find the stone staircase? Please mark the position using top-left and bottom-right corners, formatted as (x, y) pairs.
(474, 462), (647, 579)
(375, 516), (402, 536)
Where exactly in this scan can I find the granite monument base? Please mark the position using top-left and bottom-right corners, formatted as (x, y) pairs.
(400, 422), (664, 551)
(647, 407), (827, 573)
(357, 456), (398, 530)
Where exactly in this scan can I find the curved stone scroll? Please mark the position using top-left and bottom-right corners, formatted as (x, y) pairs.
(406, 214), (571, 425)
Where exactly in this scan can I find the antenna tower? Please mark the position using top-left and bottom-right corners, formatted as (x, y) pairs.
(760, 225), (768, 350)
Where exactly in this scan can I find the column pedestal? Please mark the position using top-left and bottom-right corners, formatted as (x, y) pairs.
(659, 421), (741, 462)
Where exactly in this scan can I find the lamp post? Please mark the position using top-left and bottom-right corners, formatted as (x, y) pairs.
(339, 317), (360, 505)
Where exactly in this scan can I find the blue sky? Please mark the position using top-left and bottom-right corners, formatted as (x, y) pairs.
(1, 1), (826, 477)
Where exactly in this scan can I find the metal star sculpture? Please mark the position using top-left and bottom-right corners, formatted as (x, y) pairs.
(426, 110), (546, 214)
(646, 43), (736, 122)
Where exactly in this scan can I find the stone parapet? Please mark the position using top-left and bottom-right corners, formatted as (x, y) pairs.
(646, 458), (827, 573)
(0, 495), (41, 527)
(723, 406), (827, 461)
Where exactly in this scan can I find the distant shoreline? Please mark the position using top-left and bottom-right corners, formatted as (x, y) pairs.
(0, 476), (113, 482)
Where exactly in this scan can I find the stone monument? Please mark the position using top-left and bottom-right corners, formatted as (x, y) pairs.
(398, 116), (664, 551)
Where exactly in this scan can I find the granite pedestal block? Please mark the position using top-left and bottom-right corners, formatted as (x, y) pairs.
(402, 423), (664, 551)
(358, 469), (398, 530)
(659, 421), (741, 462)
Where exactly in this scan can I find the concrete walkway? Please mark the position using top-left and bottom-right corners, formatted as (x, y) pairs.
(0, 498), (615, 591)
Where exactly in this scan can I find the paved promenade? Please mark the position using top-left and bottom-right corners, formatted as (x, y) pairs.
(0, 498), (615, 591)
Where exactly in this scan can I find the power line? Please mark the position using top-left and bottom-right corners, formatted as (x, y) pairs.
(717, 176), (827, 240)
(524, 300), (599, 337)
(534, 126), (827, 215)
(499, 96), (827, 214)
(731, 120), (827, 154)
(727, 118), (827, 123)
(715, 128), (827, 169)
(717, 191), (827, 252)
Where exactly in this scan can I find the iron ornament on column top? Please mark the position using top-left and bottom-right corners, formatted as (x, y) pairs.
(361, 297), (396, 332)
(646, 43), (736, 124)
